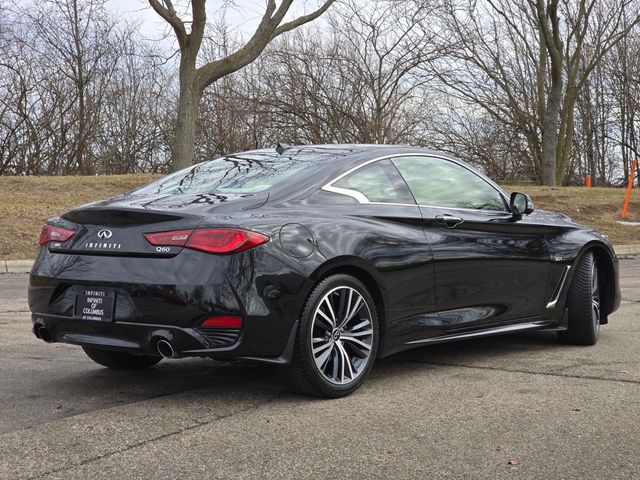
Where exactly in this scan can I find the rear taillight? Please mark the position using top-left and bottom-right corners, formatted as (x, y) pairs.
(187, 228), (269, 254)
(38, 224), (76, 245)
(143, 228), (269, 255)
(143, 230), (192, 247)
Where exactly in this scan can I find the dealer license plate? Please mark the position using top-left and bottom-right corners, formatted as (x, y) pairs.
(74, 289), (115, 321)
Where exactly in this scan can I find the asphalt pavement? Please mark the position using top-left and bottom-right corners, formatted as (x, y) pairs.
(1, 261), (639, 479)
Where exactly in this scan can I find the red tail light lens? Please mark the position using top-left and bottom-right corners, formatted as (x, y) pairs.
(201, 315), (243, 329)
(186, 228), (269, 254)
(143, 228), (269, 255)
(143, 230), (192, 247)
(38, 224), (76, 245)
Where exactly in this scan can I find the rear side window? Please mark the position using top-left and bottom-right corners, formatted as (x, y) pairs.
(392, 156), (507, 211)
(133, 151), (337, 195)
(332, 159), (415, 204)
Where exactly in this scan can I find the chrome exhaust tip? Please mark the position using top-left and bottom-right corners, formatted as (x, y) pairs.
(156, 339), (175, 358)
(38, 326), (53, 343)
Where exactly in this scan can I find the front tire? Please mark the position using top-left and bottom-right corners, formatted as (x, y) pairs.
(82, 347), (162, 371)
(285, 274), (379, 398)
(558, 251), (601, 345)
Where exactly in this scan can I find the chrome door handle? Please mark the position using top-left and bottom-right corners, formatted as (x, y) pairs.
(435, 214), (464, 228)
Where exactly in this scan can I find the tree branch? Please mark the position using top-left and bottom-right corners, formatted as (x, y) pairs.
(196, 0), (335, 90)
(272, 0), (336, 38)
(188, 0), (206, 51)
(148, 0), (187, 49)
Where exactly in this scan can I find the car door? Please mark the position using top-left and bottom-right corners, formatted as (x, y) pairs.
(391, 155), (551, 332)
(323, 158), (439, 338)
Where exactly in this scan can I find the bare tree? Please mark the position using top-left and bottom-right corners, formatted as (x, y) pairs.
(23, 0), (120, 174)
(197, 0), (446, 148)
(194, 22), (273, 157)
(552, 0), (640, 184)
(95, 31), (175, 174)
(147, 0), (336, 171)
(436, 0), (545, 182)
(607, 23), (640, 182)
(439, 0), (640, 185)
(0, 0), (177, 175)
(3, 0), (640, 184)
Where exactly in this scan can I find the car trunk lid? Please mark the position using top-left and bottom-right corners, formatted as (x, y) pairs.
(49, 192), (265, 257)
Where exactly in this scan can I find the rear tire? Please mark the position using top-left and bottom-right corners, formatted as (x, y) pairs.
(558, 251), (601, 345)
(82, 347), (162, 371)
(284, 274), (379, 398)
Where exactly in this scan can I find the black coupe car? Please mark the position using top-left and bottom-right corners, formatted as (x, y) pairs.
(29, 144), (620, 397)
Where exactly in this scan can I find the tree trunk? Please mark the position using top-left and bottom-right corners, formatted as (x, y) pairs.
(555, 69), (579, 185)
(541, 87), (561, 186)
(534, 0), (563, 186)
(148, 0), (335, 172)
(171, 44), (202, 171)
(541, 66), (563, 186)
(173, 77), (202, 171)
(536, 33), (548, 185)
(71, 0), (89, 175)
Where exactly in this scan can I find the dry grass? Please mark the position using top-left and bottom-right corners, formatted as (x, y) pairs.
(0, 175), (639, 259)
(505, 185), (640, 246)
(0, 175), (158, 260)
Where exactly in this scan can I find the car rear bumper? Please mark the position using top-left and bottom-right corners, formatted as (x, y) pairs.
(31, 312), (298, 364)
(28, 248), (308, 363)
(32, 312), (215, 354)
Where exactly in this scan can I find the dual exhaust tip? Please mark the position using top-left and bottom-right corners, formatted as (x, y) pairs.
(35, 325), (53, 343)
(156, 339), (177, 359)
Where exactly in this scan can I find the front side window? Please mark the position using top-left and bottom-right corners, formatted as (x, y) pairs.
(391, 156), (507, 211)
(332, 159), (415, 204)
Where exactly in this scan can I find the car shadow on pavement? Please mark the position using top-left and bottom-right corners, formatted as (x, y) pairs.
(31, 330), (566, 411)
(29, 357), (283, 407)
(381, 330), (563, 365)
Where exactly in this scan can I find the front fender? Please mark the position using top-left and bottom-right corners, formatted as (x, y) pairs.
(548, 232), (620, 320)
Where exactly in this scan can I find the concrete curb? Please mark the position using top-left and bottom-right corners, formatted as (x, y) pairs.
(612, 245), (640, 257)
(3, 244), (640, 275)
(2, 259), (34, 274)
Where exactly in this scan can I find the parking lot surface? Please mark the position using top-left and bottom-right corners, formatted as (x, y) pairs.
(1, 260), (639, 479)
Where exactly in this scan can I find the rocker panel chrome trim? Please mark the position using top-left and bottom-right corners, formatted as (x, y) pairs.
(405, 320), (549, 346)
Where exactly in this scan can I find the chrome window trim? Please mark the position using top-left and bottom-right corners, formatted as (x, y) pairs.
(323, 185), (370, 203)
(368, 201), (514, 219)
(321, 153), (510, 212)
(420, 204), (511, 216)
(366, 202), (420, 208)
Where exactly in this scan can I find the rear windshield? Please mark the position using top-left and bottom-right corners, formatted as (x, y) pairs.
(133, 150), (336, 195)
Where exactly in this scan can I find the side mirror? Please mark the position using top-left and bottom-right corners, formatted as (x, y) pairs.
(510, 192), (534, 219)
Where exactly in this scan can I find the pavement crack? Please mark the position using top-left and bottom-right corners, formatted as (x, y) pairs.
(551, 360), (639, 373)
(402, 361), (640, 385)
(26, 393), (283, 480)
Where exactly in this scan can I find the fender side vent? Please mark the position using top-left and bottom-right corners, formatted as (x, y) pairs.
(546, 265), (571, 309)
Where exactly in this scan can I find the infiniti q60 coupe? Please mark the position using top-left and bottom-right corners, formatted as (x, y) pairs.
(29, 144), (620, 397)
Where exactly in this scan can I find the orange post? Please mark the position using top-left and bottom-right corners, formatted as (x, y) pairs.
(621, 160), (637, 219)
(586, 175), (591, 188)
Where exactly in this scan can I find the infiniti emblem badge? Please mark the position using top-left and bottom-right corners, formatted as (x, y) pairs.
(97, 229), (113, 240)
